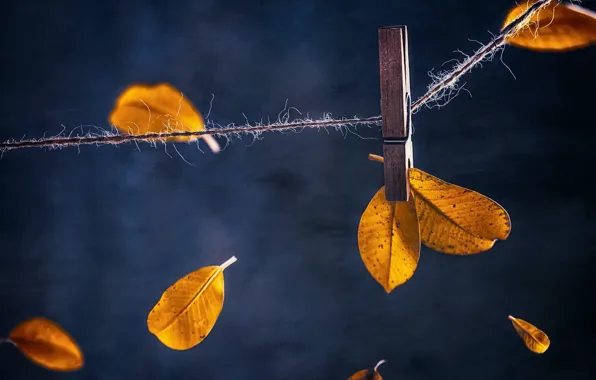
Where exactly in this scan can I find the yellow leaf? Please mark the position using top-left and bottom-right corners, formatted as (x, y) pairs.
(348, 360), (385, 380)
(147, 256), (237, 350)
(408, 168), (511, 255)
(508, 315), (550, 354)
(367, 154), (511, 255)
(7, 317), (84, 372)
(358, 186), (420, 293)
(109, 83), (220, 152)
(502, 0), (596, 51)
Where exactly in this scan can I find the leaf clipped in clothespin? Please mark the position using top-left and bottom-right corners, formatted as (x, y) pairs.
(503, 0), (596, 51)
(358, 186), (421, 293)
(348, 360), (386, 380)
(147, 256), (237, 350)
(408, 168), (511, 254)
(368, 154), (511, 255)
(508, 315), (551, 354)
(109, 83), (220, 152)
(4, 317), (84, 372)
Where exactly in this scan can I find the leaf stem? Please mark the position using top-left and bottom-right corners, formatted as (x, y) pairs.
(220, 256), (237, 271)
(373, 359), (386, 372)
(368, 154), (384, 163)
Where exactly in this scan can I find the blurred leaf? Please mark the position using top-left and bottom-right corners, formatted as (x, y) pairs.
(109, 83), (220, 152)
(358, 186), (420, 293)
(348, 360), (386, 380)
(147, 256), (237, 350)
(7, 317), (84, 372)
(408, 168), (511, 255)
(502, 0), (596, 51)
(368, 154), (511, 255)
(508, 315), (550, 353)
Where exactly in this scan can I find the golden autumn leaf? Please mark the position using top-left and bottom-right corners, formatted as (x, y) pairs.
(4, 317), (84, 372)
(509, 315), (550, 354)
(369, 154), (511, 255)
(109, 83), (220, 152)
(368, 154), (511, 255)
(358, 186), (420, 293)
(147, 256), (237, 350)
(348, 360), (386, 380)
(502, 0), (596, 51)
(408, 168), (511, 255)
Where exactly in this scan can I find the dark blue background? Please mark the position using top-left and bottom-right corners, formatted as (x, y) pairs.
(1, 0), (595, 379)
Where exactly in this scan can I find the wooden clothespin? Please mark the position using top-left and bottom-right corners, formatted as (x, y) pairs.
(378, 26), (413, 202)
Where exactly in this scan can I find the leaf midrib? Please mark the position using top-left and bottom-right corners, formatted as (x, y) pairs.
(386, 201), (397, 289)
(411, 187), (494, 241)
(512, 318), (548, 349)
(156, 267), (223, 334)
(11, 338), (83, 363)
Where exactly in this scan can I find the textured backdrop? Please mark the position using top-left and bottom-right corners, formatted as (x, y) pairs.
(1, 0), (595, 379)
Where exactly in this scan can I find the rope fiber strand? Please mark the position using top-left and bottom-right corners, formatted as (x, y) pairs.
(0, 0), (556, 153)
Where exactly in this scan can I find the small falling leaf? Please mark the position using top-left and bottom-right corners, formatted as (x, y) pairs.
(502, 0), (596, 51)
(368, 154), (511, 255)
(358, 186), (420, 293)
(6, 317), (84, 372)
(147, 256), (237, 350)
(348, 360), (386, 380)
(508, 315), (550, 353)
(109, 83), (220, 152)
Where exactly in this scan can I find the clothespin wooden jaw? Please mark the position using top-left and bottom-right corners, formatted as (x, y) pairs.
(378, 25), (413, 202)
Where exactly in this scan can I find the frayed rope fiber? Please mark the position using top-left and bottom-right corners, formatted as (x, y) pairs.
(0, 0), (557, 153)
